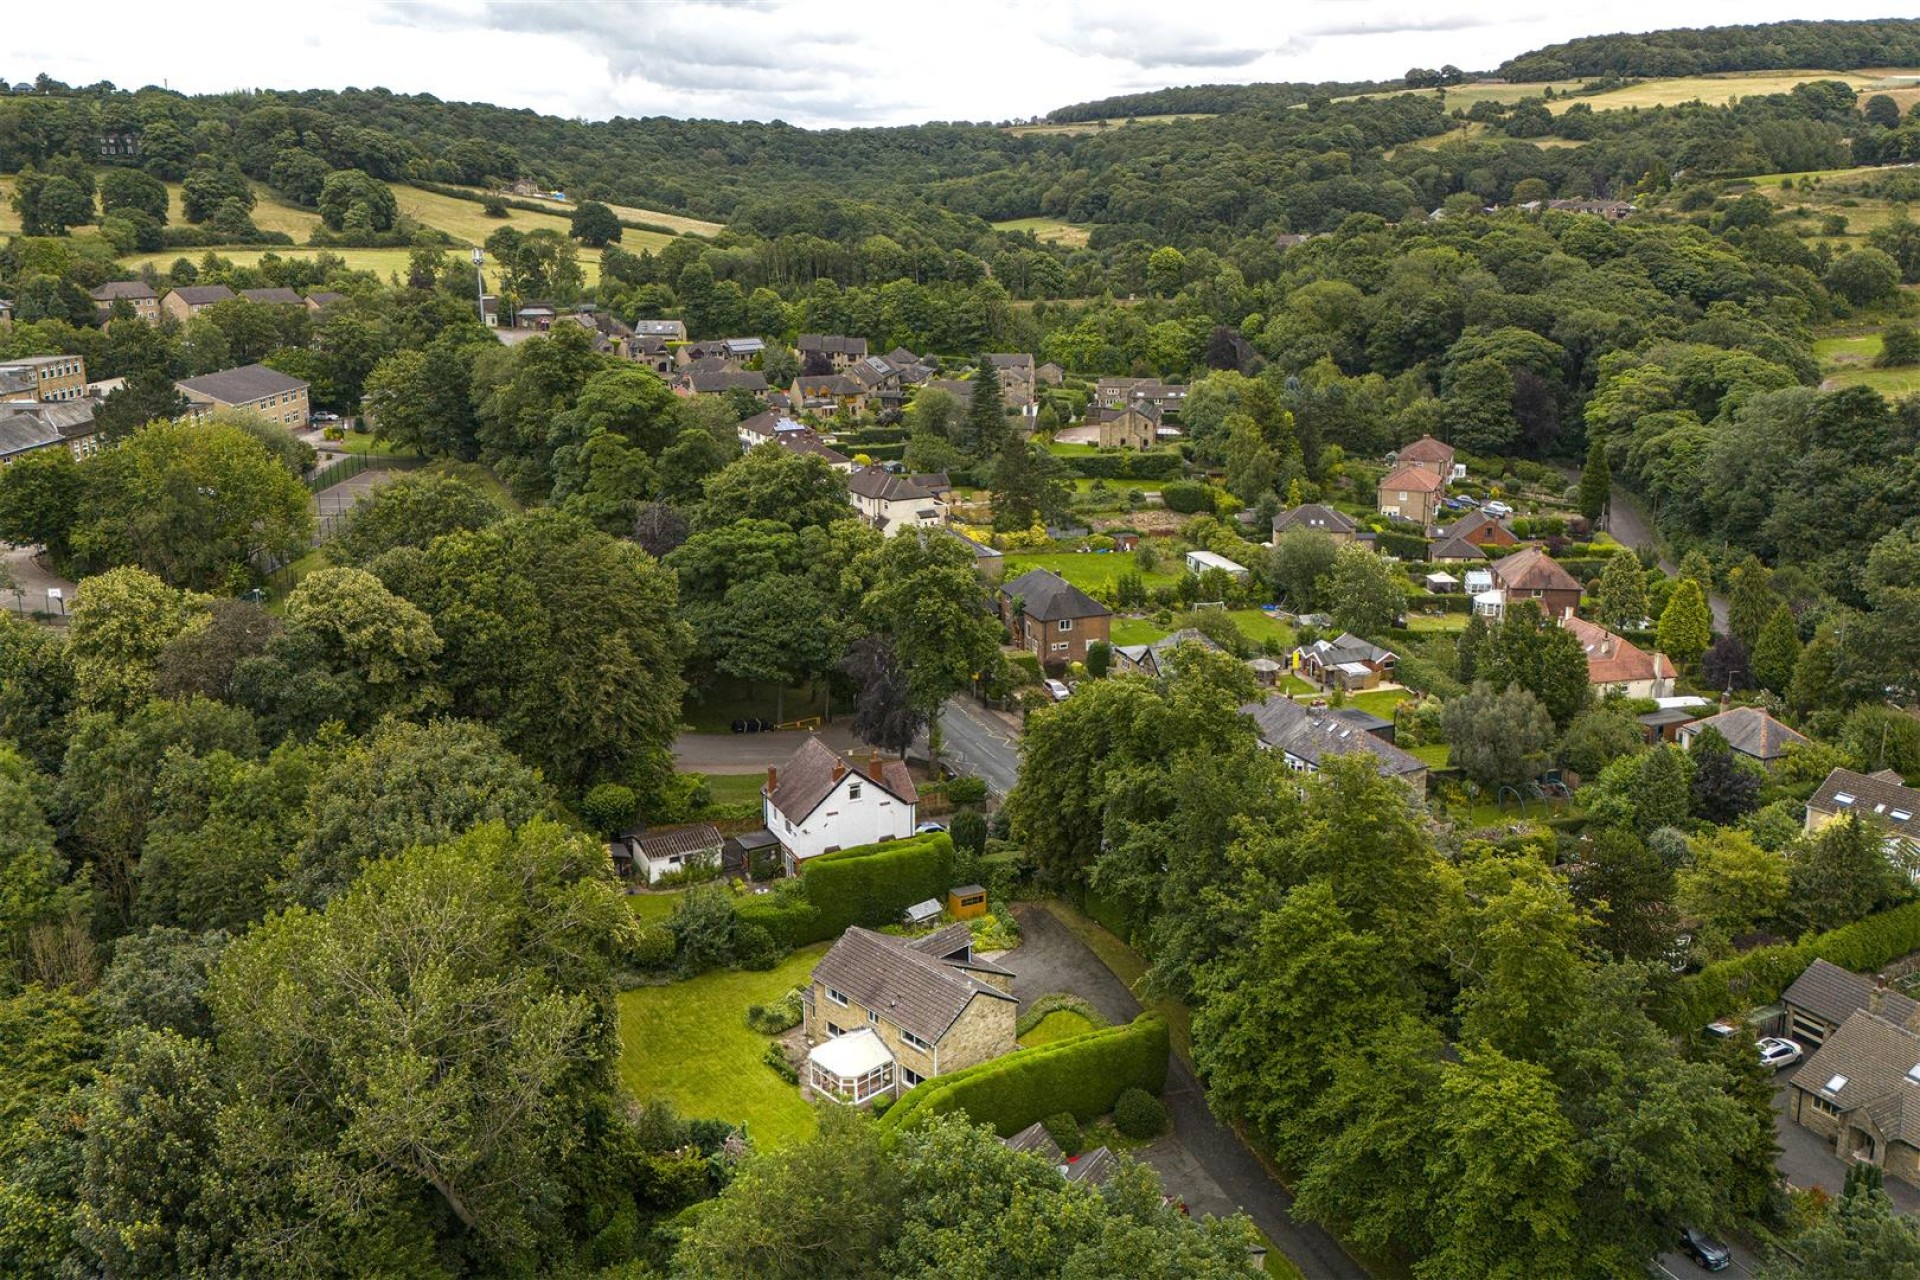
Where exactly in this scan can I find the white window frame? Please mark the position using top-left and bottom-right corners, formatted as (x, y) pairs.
(901, 1066), (923, 1087)
(867, 1010), (879, 1026)
(1057, 619), (1073, 632)
(847, 782), (862, 801)
(901, 1028), (932, 1052)
(826, 987), (849, 1007)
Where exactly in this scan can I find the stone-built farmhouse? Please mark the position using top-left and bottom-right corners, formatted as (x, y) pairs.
(803, 923), (1017, 1104)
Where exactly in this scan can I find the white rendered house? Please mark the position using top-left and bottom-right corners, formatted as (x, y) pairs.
(763, 738), (919, 873)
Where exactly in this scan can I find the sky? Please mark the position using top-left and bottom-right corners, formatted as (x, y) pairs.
(13, 1), (1916, 128)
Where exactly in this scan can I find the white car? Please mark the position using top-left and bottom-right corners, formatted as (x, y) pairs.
(1758, 1037), (1804, 1070)
(1483, 500), (1514, 518)
(1044, 679), (1071, 702)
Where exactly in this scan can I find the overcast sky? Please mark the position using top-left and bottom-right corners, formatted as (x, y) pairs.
(14, 2), (1914, 128)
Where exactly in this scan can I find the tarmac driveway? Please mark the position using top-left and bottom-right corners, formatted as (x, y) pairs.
(1002, 904), (1369, 1279)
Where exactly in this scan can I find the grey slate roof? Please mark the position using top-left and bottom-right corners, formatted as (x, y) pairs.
(90, 280), (157, 301)
(1001, 568), (1110, 622)
(765, 737), (917, 826)
(633, 823), (724, 860)
(175, 363), (307, 404)
(1271, 503), (1358, 537)
(798, 333), (867, 357)
(1114, 628), (1222, 677)
(1687, 706), (1809, 762)
(1428, 535), (1487, 562)
(1789, 1009), (1920, 1139)
(811, 926), (1014, 1044)
(1807, 768), (1920, 840)
(1239, 696), (1426, 779)
(682, 370), (768, 394)
(1003, 1121), (1063, 1160)
(238, 287), (303, 306)
(847, 467), (939, 503)
(1297, 632), (1395, 668)
(167, 284), (236, 307)
(1783, 958), (1918, 1029)
(0, 409), (63, 458)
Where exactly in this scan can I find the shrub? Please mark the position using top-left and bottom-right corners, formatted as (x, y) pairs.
(880, 1014), (1170, 1136)
(734, 922), (782, 971)
(762, 1040), (797, 1084)
(582, 782), (639, 835)
(1113, 1086), (1169, 1139)
(969, 903), (1021, 952)
(1015, 993), (1110, 1038)
(1042, 1111), (1082, 1155)
(631, 924), (676, 970)
(746, 987), (805, 1034)
(950, 809), (988, 855)
(871, 1093), (896, 1117)
(946, 776), (988, 806)
(1160, 480), (1215, 514)
(733, 892), (821, 952)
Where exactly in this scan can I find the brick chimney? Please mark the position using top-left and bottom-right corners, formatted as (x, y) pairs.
(831, 757), (846, 782)
(1872, 979), (1889, 1017)
(765, 766), (777, 793)
(868, 750), (884, 783)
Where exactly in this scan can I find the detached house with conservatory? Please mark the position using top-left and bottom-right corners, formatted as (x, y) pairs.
(762, 738), (918, 874)
(999, 568), (1112, 667)
(803, 923), (1017, 1105)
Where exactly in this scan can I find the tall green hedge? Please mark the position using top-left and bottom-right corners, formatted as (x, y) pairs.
(732, 894), (821, 951)
(880, 1014), (1170, 1137)
(1660, 899), (1920, 1033)
(734, 833), (955, 948)
(1070, 452), (1185, 481)
(1374, 529), (1429, 560)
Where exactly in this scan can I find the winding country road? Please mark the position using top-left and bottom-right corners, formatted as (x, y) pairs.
(1605, 489), (1731, 632)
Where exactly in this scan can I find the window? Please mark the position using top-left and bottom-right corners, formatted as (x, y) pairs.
(1808, 1094), (1841, 1117)
(826, 1022), (845, 1037)
(1057, 619), (1073, 632)
(901, 1029), (931, 1052)
(826, 987), (849, 1007)
(1051, 642), (1069, 652)
(901, 1067), (923, 1087)
(848, 782), (862, 801)
(867, 1011), (879, 1026)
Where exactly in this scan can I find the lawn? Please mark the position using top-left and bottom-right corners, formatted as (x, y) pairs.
(328, 432), (412, 456)
(617, 945), (826, 1148)
(1001, 551), (1184, 593)
(119, 245), (437, 282)
(702, 773), (766, 806)
(1109, 607), (1295, 653)
(628, 891), (683, 926)
(1815, 331), (1920, 395)
(1292, 687), (1412, 719)
(1408, 743), (1452, 769)
(1405, 613), (1470, 632)
(1559, 68), (1911, 114)
(390, 183), (671, 256)
(1020, 1010), (1100, 1046)
(993, 216), (1092, 249)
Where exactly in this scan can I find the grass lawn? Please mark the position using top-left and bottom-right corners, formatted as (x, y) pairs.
(617, 945), (826, 1148)
(120, 245), (438, 281)
(627, 891), (683, 926)
(1405, 613), (1470, 632)
(391, 183), (669, 257)
(992, 216), (1092, 249)
(1110, 616), (1167, 646)
(1814, 331), (1920, 395)
(1020, 1010), (1100, 1046)
(1037, 899), (1191, 1063)
(1045, 442), (1104, 457)
(1001, 551), (1183, 593)
(702, 773), (765, 806)
(438, 185), (725, 239)
(418, 460), (520, 511)
(682, 677), (841, 732)
(1293, 687), (1411, 719)
(1408, 743), (1452, 769)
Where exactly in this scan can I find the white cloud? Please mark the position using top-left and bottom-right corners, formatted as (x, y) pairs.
(10, 0), (1914, 128)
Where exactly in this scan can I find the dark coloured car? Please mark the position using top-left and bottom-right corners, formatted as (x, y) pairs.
(1680, 1226), (1730, 1271)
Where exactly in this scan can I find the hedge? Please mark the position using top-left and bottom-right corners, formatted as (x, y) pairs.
(1659, 899), (1920, 1033)
(731, 894), (821, 952)
(1374, 529), (1429, 561)
(1161, 480), (1215, 514)
(879, 1014), (1170, 1137)
(1069, 452), (1185, 481)
(803, 832), (954, 938)
(1015, 992), (1111, 1038)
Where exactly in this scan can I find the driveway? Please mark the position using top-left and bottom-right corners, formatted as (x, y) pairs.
(1002, 904), (1370, 1279)
(1605, 488), (1730, 632)
(0, 544), (76, 619)
(1772, 1080), (1920, 1213)
(671, 722), (861, 774)
(925, 695), (1021, 796)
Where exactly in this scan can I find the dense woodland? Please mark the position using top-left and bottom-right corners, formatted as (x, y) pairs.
(3, 16), (1920, 1280)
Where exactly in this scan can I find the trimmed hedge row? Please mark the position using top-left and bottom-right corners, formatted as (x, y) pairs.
(734, 833), (956, 949)
(1660, 899), (1920, 1033)
(1015, 992), (1112, 1038)
(1374, 529), (1429, 561)
(1068, 452), (1185, 481)
(880, 1014), (1170, 1137)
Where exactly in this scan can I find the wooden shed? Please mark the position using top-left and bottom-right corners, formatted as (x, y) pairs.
(948, 884), (988, 920)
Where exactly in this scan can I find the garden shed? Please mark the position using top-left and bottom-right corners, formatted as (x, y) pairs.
(903, 898), (943, 927)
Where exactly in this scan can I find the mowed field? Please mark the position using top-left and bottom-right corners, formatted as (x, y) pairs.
(1815, 331), (1920, 397)
(1005, 113), (1216, 137)
(1349, 69), (1920, 116)
(441, 185), (724, 239)
(993, 216), (1092, 249)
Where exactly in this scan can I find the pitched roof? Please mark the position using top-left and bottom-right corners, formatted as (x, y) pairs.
(1001, 568), (1111, 622)
(1428, 535), (1487, 562)
(1687, 706), (1809, 761)
(1788, 1009), (1920, 1141)
(1490, 546), (1582, 594)
(175, 363), (308, 404)
(811, 925), (1015, 1043)
(1271, 503), (1358, 537)
(1808, 768), (1920, 838)
(1378, 464), (1446, 493)
(1114, 628), (1223, 677)
(90, 280), (157, 301)
(238, 287), (304, 305)
(1004, 1121), (1064, 1160)
(776, 431), (850, 466)
(848, 466), (941, 504)
(765, 737), (916, 825)
(1785, 958), (1919, 1028)
(1239, 697), (1427, 779)
(683, 370), (768, 393)
(1561, 615), (1674, 686)
(1395, 434), (1454, 464)
(305, 290), (347, 307)
(795, 373), (863, 396)
(166, 284), (236, 306)
(1296, 631), (1396, 668)
(986, 352), (1034, 372)
(633, 823), (724, 860)
(0, 408), (63, 458)
(1443, 509), (1514, 542)
(797, 333), (867, 356)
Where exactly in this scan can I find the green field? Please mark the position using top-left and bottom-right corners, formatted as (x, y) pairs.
(628, 891), (683, 926)
(1109, 608), (1294, 653)
(1001, 551), (1184, 593)
(391, 183), (673, 255)
(1005, 113), (1216, 137)
(1350, 69), (1919, 120)
(702, 773), (767, 806)
(1815, 331), (1920, 396)
(1020, 1010), (1099, 1046)
(993, 216), (1092, 248)
(119, 245), (443, 283)
(617, 945), (826, 1149)
(443, 186), (724, 239)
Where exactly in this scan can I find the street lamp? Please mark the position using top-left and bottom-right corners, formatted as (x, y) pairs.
(471, 248), (486, 326)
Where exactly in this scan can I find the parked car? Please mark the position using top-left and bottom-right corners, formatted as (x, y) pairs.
(311, 411), (340, 423)
(1483, 500), (1514, 518)
(1679, 1227), (1731, 1271)
(1758, 1037), (1804, 1070)
(1044, 679), (1071, 702)
(914, 821), (946, 835)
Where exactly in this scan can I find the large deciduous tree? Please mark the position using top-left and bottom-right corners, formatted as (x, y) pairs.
(1441, 682), (1557, 789)
(1327, 544), (1407, 637)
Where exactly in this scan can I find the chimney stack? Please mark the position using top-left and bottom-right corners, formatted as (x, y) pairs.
(766, 766), (778, 793)
(1872, 979), (1888, 1017)
(831, 757), (846, 782)
(868, 750), (884, 783)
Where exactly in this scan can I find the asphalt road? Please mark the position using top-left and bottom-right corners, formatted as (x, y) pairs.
(929, 695), (1022, 796)
(1002, 904), (1371, 1279)
(1605, 488), (1732, 633)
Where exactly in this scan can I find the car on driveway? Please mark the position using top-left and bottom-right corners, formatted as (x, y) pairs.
(1679, 1226), (1731, 1271)
(1044, 679), (1071, 702)
(1759, 1037), (1804, 1070)
(914, 821), (946, 835)
(1483, 500), (1514, 518)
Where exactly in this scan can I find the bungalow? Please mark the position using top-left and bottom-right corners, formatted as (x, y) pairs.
(90, 280), (159, 322)
(777, 430), (854, 472)
(847, 466), (947, 536)
(1678, 706), (1809, 769)
(1240, 696), (1428, 788)
(1442, 509), (1518, 548)
(1184, 550), (1249, 582)
(763, 739), (919, 873)
(1000, 568), (1112, 667)
(1427, 535), (1487, 564)
(1477, 547), (1584, 620)
(737, 408), (809, 450)
(1393, 434), (1457, 479)
(610, 823), (724, 884)
(1377, 464), (1446, 525)
(1113, 627), (1224, 679)
(1292, 632), (1397, 691)
(803, 923), (1016, 1104)
(1787, 1005), (1920, 1188)
(161, 284), (236, 322)
(1562, 615), (1675, 699)
(175, 363), (309, 428)
(797, 333), (868, 371)
(1270, 503), (1358, 546)
(672, 369), (769, 399)
(1805, 768), (1920, 864)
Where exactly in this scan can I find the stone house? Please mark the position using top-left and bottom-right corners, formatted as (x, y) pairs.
(803, 923), (1017, 1103)
(847, 466), (947, 536)
(1787, 1003), (1920, 1188)
(999, 568), (1112, 667)
(1376, 464), (1446, 525)
(1269, 503), (1358, 546)
(90, 280), (159, 323)
(790, 372), (869, 414)
(1561, 615), (1675, 699)
(1096, 403), (1160, 450)
(161, 284), (236, 322)
(1805, 768), (1920, 864)
(985, 353), (1036, 409)
(1678, 706), (1809, 770)
(1393, 434), (1457, 478)
(672, 369), (769, 400)
(1784, 958), (1917, 1049)
(762, 739), (918, 874)
(0, 354), (88, 403)
(797, 333), (868, 371)
(175, 363), (309, 428)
